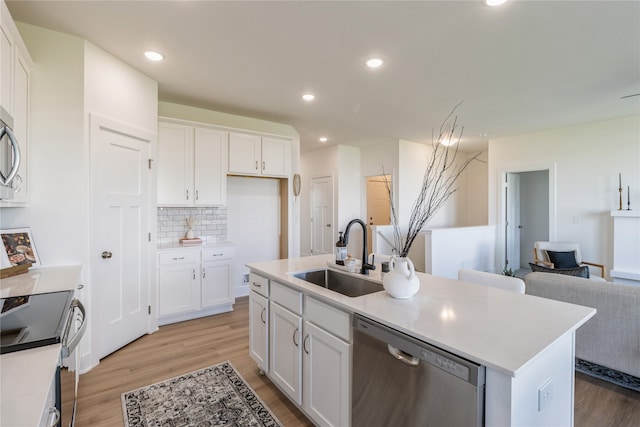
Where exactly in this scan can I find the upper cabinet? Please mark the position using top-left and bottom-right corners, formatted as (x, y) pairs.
(228, 132), (290, 177)
(157, 120), (228, 206)
(1, 1), (32, 204)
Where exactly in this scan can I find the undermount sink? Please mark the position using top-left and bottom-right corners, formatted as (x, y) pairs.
(292, 268), (384, 297)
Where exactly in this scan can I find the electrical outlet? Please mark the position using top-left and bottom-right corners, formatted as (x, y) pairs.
(538, 379), (554, 411)
(243, 273), (250, 285)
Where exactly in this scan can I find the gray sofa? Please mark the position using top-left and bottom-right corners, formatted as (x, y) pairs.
(524, 272), (640, 378)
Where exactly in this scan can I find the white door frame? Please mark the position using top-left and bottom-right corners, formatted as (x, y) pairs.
(495, 162), (557, 273)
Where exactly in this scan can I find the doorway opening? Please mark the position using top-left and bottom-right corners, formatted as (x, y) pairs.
(366, 174), (392, 254)
(504, 169), (551, 276)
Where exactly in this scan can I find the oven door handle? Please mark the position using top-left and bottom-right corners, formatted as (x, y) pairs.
(61, 299), (87, 359)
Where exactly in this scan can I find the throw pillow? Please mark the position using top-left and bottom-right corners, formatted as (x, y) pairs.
(529, 262), (590, 278)
(545, 250), (579, 269)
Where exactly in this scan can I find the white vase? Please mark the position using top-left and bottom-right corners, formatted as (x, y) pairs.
(186, 229), (195, 239)
(383, 256), (420, 299)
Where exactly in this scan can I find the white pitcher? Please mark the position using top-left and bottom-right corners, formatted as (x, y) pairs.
(383, 256), (420, 299)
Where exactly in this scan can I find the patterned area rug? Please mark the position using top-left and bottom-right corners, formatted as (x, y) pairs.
(576, 359), (640, 393)
(122, 361), (282, 427)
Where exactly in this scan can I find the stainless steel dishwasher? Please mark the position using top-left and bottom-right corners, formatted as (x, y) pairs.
(352, 314), (485, 427)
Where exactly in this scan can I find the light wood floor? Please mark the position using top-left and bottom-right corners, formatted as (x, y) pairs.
(76, 296), (640, 426)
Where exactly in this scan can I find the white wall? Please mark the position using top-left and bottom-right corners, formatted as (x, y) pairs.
(1, 23), (86, 267)
(488, 115), (640, 275)
(1, 22), (159, 372)
(300, 144), (365, 258)
(227, 176), (280, 294)
(300, 145), (337, 256)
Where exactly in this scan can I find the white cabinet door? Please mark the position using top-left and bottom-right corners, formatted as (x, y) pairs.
(228, 132), (261, 175)
(201, 262), (232, 308)
(270, 302), (303, 404)
(303, 321), (351, 427)
(261, 136), (289, 177)
(158, 263), (199, 316)
(157, 122), (193, 205)
(249, 291), (269, 372)
(194, 127), (227, 206)
(0, 10), (13, 113)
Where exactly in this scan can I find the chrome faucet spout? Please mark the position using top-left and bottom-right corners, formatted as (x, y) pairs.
(343, 219), (376, 275)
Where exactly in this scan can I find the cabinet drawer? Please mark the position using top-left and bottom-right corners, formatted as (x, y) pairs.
(271, 281), (303, 315)
(249, 273), (269, 297)
(202, 246), (235, 261)
(159, 250), (199, 265)
(305, 296), (351, 342)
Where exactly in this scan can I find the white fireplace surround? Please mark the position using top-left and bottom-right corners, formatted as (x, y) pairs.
(610, 210), (640, 285)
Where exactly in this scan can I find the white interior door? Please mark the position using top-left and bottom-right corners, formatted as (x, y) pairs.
(311, 176), (333, 255)
(91, 114), (152, 360)
(505, 173), (521, 271)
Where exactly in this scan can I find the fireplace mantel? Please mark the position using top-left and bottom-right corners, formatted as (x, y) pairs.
(610, 210), (640, 285)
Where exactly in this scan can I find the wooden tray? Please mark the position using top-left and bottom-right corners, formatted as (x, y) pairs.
(0, 262), (32, 279)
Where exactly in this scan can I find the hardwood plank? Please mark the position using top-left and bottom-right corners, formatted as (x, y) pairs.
(76, 296), (639, 426)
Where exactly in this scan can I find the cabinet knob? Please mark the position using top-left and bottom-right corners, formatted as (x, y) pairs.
(255, 161), (259, 171)
(101, 251), (112, 259)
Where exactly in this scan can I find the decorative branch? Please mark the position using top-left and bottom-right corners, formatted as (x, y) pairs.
(384, 103), (482, 258)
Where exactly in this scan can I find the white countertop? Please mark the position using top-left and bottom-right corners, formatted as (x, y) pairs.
(1, 265), (81, 427)
(0, 264), (82, 297)
(247, 255), (596, 377)
(1, 344), (60, 427)
(157, 240), (235, 251)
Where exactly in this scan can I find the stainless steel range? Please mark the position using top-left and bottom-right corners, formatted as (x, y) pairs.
(1, 290), (86, 426)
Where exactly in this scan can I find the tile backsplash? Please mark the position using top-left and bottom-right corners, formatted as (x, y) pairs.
(157, 207), (227, 244)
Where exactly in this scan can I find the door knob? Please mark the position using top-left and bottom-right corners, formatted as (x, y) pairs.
(101, 251), (112, 259)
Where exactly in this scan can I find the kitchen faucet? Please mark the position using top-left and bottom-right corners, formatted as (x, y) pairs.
(343, 219), (376, 275)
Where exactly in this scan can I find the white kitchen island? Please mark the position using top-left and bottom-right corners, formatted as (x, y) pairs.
(247, 254), (596, 427)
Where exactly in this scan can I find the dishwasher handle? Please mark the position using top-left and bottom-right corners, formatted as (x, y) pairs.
(388, 344), (419, 367)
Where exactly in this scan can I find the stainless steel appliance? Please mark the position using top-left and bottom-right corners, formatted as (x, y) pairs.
(0, 106), (21, 200)
(0, 290), (87, 427)
(352, 314), (485, 427)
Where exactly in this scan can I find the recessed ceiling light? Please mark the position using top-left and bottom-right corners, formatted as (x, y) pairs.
(144, 51), (164, 61)
(439, 137), (458, 147)
(485, 0), (509, 6)
(319, 137), (328, 143)
(302, 94), (315, 101)
(366, 58), (384, 68)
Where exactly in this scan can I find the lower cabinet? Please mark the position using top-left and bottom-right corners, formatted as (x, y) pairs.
(249, 273), (352, 427)
(270, 301), (303, 404)
(249, 290), (269, 372)
(158, 245), (235, 325)
(303, 310), (351, 427)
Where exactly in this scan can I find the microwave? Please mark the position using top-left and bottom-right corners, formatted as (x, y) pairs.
(0, 106), (21, 200)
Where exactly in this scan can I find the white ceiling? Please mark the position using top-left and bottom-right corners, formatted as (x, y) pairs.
(6, 0), (640, 153)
